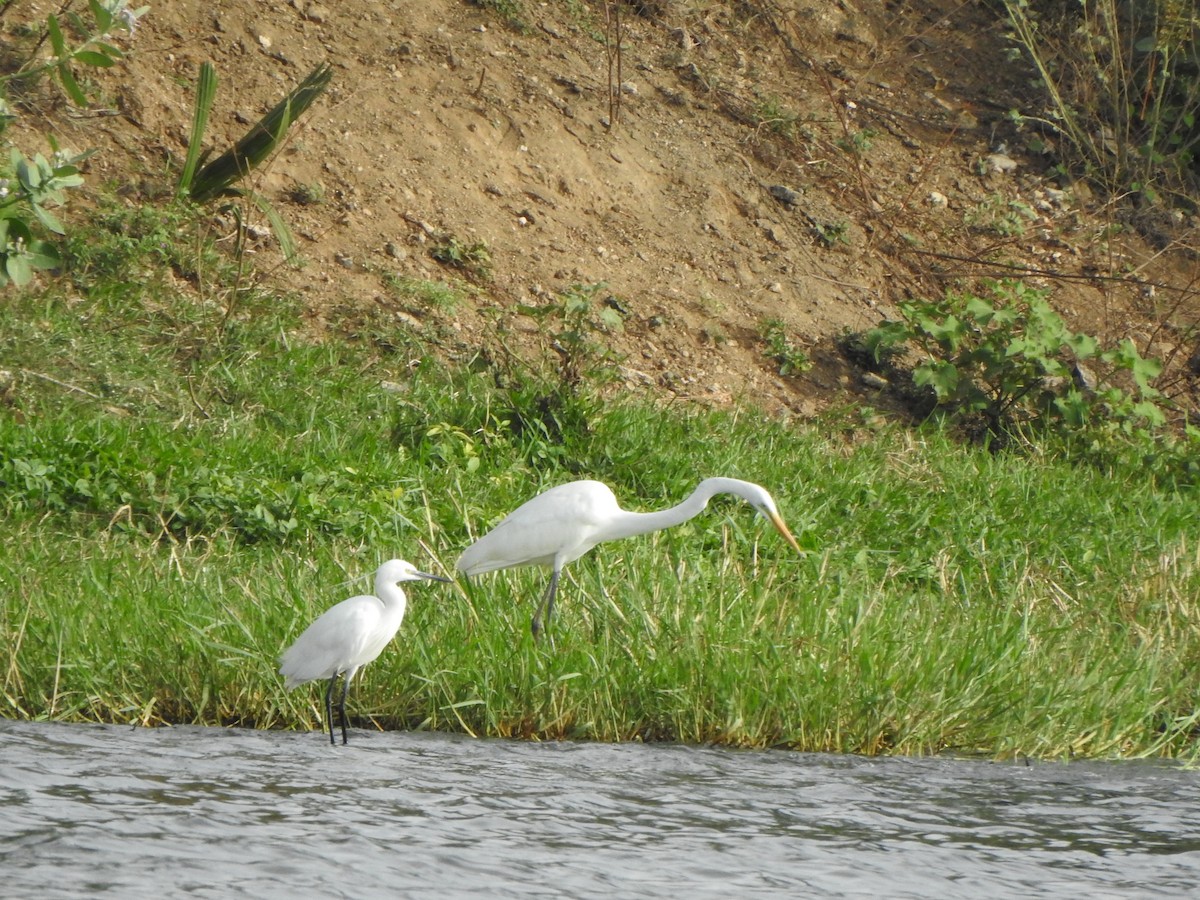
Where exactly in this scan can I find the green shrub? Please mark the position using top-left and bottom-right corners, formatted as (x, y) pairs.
(863, 280), (1166, 442)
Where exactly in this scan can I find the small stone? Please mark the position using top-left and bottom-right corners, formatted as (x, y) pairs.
(300, 2), (330, 23)
(768, 184), (802, 206)
(928, 190), (948, 207)
(986, 153), (1018, 174)
(1072, 363), (1098, 392)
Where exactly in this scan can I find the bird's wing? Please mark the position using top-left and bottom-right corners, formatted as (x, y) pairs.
(456, 481), (616, 575)
(279, 597), (383, 687)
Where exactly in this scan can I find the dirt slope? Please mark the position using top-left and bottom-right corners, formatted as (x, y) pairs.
(16, 0), (1200, 417)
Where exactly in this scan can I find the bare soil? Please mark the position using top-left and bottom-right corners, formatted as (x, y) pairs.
(15, 0), (1200, 418)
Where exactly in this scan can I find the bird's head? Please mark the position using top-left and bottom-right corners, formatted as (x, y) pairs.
(722, 480), (804, 555)
(376, 559), (453, 586)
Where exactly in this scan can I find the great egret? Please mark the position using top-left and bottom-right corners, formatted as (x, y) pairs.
(279, 559), (451, 745)
(456, 477), (803, 638)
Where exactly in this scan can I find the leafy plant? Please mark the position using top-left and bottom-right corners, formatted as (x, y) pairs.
(0, 1), (147, 287)
(466, 0), (530, 32)
(383, 273), (465, 314)
(966, 193), (1037, 238)
(287, 182), (325, 206)
(518, 282), (625, 390)
(178, 61), (333, 266)
(863, 280), (1165, 441)
(1001, 0), (1200, 200)
(753, 95), (800, 139)
(836, 128), (877, 155)
(761, 319), (811, 377)
(11, 0), (149, 107)
(430, 235), (493, 281)
(813, 220), (850, 247)
(0, 146), (89, 286)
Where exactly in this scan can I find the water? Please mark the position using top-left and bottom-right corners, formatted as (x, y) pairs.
(2, 720), (1198, 898)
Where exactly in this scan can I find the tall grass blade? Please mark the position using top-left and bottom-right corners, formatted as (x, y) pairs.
(248, 191), (299, 265)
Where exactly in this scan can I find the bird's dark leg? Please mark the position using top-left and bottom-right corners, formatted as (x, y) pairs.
(324, 674), (337, 746)
(531, 569), (560, 641)
(338, 672), (352, 745)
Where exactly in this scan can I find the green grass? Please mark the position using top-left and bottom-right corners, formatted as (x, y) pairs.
(1, 203), (1198, 760)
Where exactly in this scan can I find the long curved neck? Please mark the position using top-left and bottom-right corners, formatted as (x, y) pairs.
(374, 580), (409, 618)
(598, 478), (746, 542)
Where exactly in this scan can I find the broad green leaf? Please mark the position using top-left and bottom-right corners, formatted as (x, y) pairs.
(46, 14), (67, 57)
(597, 308), (624, 331)
(5, 252), (32, 286)
(1133, 401), (1165, 425)
(51, 173), (85, 190)
(914, 360), (958, 400)
(25, 239), (62, 271)
(88, 0), (114, 33)
(964, 296), (995, 323)
(74, 51), (117, 68)
(57, 62), (88, 106)
(31, 203), (65, 235)
(1064, 332), (1098, 358)
(925, 314), (963, 350)
(15, 155), (38, 191)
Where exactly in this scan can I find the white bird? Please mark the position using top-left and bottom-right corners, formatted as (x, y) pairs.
(279, 559), (450, 745)
(456, 477), (803, 638)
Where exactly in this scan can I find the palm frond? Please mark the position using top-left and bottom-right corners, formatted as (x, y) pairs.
(189, 62), (332, 204)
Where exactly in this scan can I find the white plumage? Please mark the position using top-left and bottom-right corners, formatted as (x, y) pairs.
(456, 477), (802, 638)
(279, 559), (450, 744)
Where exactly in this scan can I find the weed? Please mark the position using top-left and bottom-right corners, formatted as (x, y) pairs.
(965, 194), (1037, 237)
(518, 282), (625, 389)
(836, 128), (877, 155)
(1001, 0), (1200, 200)
(178, 61), (332, 270)
(761, 319), (811, 377)
(430, 235), (493, 282)
(813, 220), (850, 247)
(862, 279), (1167, 448)
(753, 95), (799, 139)
(383, 274), (465, 314)
(0, 0), (147, 286)
(466, 0), (529, 32)
(287, 182), (325, 206)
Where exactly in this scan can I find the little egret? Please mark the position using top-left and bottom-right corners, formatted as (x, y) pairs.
(456, 477), (803, 638)
(279, 559), (450, 745)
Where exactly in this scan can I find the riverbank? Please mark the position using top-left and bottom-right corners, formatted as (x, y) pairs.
(3, 276), (1197, 758)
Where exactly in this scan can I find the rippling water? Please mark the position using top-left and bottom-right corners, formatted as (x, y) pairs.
(2, 720), (1198, 897)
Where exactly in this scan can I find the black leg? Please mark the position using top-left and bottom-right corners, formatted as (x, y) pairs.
(324, 675), (337, 745)
(338, 672), (352, 745)
(531, 569), (560, 640)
